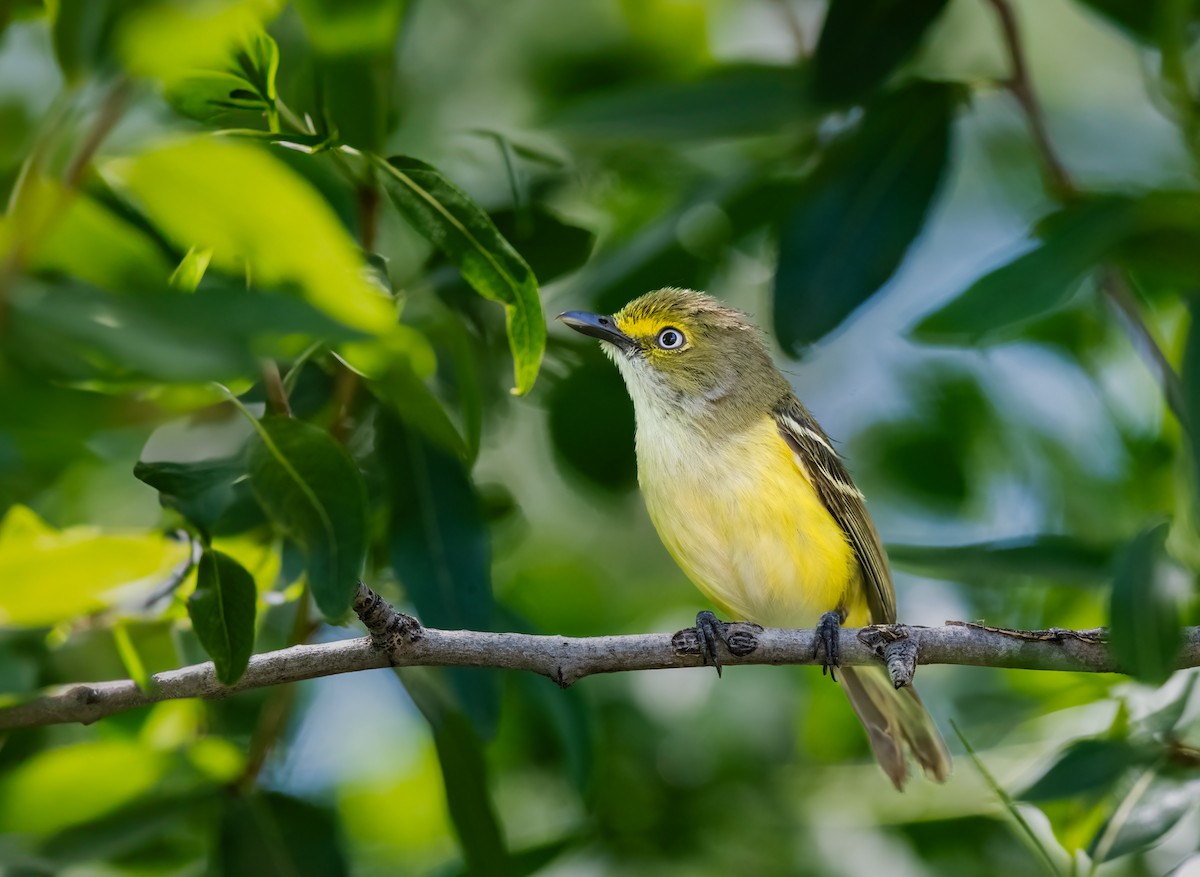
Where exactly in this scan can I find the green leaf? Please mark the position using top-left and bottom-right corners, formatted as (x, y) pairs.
(552, 64), (812, 141)
(813, 0), (951, 104)
(134, 456), (245, 531)
(773, 81), (957, 351)
(189, 549), (256, 685)
(402, 670), (509, 877)
(1090, 774), (1200, 862)
(489, 207), (595, 284)
(246, 416), (368, 619)
(0, 739), (170, 836)
(215, 791), (349, 877)
(50, 0), (140, 80)
(1137, 674), (1197, 737)
(1021, 739), (1152, 802)
(107, 137), (393, 334)
(887, 536), (1115, 585)
(162, 29), (279, 126)
(1109, 522), (1187, 685)
(376, 154), (545, 394)
(377, 412), (499, 736)
(0, 505), (188, 628)
(293, 0), (406, 55)
(1182, 300), (1200, 501)
(365, 360), (467, 460)
(914, 193), (1200, 346)
(4, 176), (173, 292)
(5, 279), (363, 384)
(913, 197), (1137, 345)
(547, 355), (636, 494)
(169, 246), (213, 291)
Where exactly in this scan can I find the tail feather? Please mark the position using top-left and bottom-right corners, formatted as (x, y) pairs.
(839, 665), (952, 790)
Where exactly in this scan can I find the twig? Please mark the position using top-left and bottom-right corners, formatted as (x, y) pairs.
(3, 586), (1198, 731)
(984, 0), (1187, 429)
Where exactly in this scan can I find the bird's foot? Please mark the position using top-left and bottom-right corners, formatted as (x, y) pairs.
(694, 610), (730, 677)
(815, 610), (842, 681)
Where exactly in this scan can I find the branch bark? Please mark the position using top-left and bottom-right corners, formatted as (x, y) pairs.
(2, 586), (1198, 731)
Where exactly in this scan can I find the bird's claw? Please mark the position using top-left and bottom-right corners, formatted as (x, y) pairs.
(815, 610), (842, 681)
(694, 610), (729, 677)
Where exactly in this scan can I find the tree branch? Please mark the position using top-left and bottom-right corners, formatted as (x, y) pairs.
(2, 586), (1198, 731)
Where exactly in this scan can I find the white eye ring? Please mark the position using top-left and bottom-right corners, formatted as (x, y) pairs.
(656, 327), (685, 350)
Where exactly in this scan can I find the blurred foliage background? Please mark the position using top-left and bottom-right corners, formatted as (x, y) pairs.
(2, 0), (1200, 874)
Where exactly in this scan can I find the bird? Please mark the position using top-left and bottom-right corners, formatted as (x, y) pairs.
(558, 287), (951, 790)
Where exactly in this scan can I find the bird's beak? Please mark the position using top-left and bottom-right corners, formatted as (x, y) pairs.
(556, 311), (634, 350)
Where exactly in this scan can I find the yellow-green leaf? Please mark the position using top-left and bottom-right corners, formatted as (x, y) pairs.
(106, 137), (393, 333)
(0, 506), (188, 628)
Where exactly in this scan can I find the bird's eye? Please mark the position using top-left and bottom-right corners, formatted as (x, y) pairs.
(656, 327), (685, 350)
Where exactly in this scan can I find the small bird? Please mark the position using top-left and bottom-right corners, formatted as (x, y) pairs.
(558, 288), (950, 789)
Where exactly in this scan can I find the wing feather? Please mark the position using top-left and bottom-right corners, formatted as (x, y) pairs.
(773, 397), (896, 623)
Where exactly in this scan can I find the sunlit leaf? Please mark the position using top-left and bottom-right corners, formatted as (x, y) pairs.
(0, 505), (187, 628)
(1021, 738), (1153, 802)
(107, 137), (393, 333)
(376, 154), (544, 394)
(189, 549), (256, 685)
(813, 0), (950, 103)
(169, 246), (213, 291)
(0, 740), (169, 835)
(2, 176), (172, 292)
(552, 64), (812, 141)
(377, 413), (498, 735)
(1109, 522), (1187, 685)
(887, 536), (1115, 585)
(773, 81), (957, 350)
(215, 791), (349, 877)
(162, 29), (279, 126)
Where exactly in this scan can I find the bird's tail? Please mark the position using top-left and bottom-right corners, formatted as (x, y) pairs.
(839, 664), (952, 790)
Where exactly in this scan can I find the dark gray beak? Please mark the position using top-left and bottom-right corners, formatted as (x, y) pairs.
(557, 311), (634, 349)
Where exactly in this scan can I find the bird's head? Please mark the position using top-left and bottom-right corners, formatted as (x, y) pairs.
(558, 288), (788, 424)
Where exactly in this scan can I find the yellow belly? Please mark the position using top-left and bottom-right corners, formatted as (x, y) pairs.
(639, 414), (866, 628)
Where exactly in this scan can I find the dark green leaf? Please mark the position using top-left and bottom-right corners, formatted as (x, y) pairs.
(547, 356), (636, 493)
(402, 670), (509, 877)
(308, 54), (394, 152)
(773, 81), (957, 350)
(1109, 522), (1186, 685)
(364, 360), (467, 460)
(1076, 0), (1160, 40)
(1090, 775), (1200, 862)
(215, 791), (349, 877)
(913, 197), (1137, 345)
(489, 207), (595, 284)
(887, 536), (1115, 585)
(1183, 299), (1200, 500)
(50, 0), (138, 80)
(376, 154), (545, 395)
(552, 64), (811, 141)
(813, 0), (950, 104)
(1021, 738), (1152, 802)
(188, 549), (256, 685)
(293, 0), (406, 55)
(377, 413), (499, 736)
(247, 416), (368, 619)
(914, 193), (1200, 345)
(5, 280), (365, 385)
(133, 456), (244, 532)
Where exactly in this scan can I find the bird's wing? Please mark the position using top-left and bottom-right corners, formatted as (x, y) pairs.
(773, 397), (896, 623)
